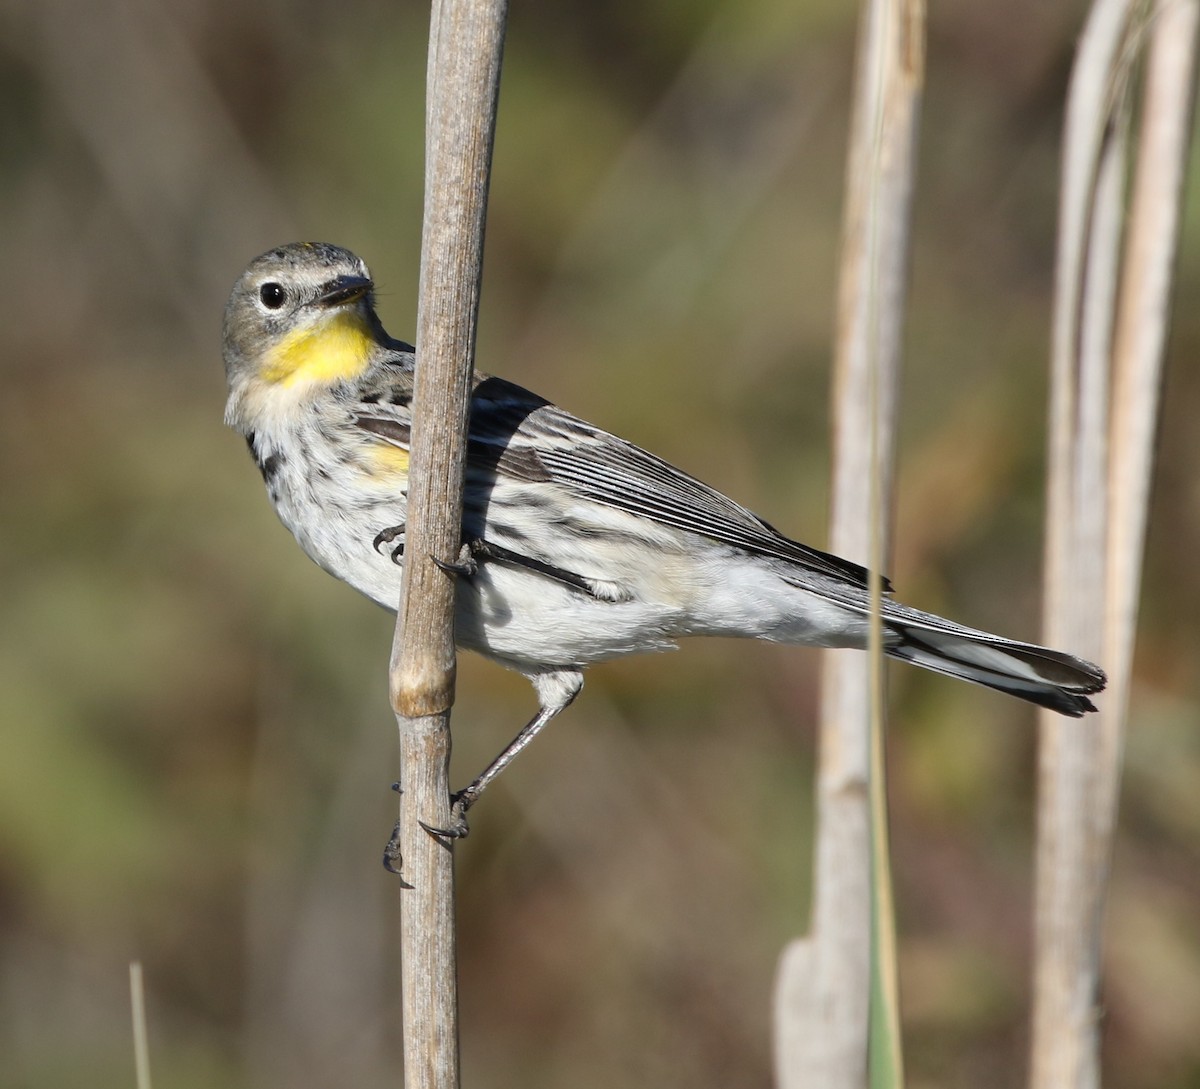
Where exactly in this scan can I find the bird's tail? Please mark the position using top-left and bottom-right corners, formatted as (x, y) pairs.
(878, 600), (1106, 717)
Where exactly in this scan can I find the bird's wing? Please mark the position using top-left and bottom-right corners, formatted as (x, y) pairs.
(355, 372), (883, 592)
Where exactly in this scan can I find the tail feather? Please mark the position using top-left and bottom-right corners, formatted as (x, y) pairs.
(881, 607), (1106, 717)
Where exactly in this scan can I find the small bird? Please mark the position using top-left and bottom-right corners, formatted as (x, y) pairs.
(223, 242), (1105, 831)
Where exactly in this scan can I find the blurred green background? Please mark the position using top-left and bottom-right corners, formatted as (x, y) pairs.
(2, 0), (1199, 1086)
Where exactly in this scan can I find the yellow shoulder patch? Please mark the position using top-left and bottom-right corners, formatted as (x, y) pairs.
(262, 311), (375, 387)
(368, 442), (411, 477)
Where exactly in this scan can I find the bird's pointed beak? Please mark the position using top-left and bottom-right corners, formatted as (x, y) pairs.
(316, 275), (373, 308)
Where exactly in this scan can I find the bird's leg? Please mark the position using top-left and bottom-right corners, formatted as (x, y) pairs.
(419, 703), (565, 840)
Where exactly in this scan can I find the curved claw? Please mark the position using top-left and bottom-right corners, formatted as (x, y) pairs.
(372, 525), (406, 563)
(432, 556), (475, 579)
(417, 813), (470, 841)
(418, 789), (474, 839)
(432, 542), (479, 580)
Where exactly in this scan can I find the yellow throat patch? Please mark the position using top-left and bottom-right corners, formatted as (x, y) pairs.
(262, 310), (375, 387)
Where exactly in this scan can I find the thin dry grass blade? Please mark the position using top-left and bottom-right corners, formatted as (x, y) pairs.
(130, 961), (152, 1089)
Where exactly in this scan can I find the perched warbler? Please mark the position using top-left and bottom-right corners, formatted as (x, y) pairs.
(223, 242), (1105, 831)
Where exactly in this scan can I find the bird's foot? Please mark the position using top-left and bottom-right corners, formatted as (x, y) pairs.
(372, 525), (406, 564)
(431, 541), (480, 579)
(381, 783), (415, 884)
(418, 788), (474, 841)
(381, 828), (416, 889)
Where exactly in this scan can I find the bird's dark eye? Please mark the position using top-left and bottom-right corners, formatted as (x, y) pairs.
(259, 282), (286, 309)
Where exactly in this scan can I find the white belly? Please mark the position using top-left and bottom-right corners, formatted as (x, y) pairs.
(273, 477), (869, 672)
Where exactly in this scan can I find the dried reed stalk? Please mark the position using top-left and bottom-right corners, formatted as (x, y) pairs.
(391, 3), (507, 1088)
(1033, 2), (1196, 1085)
(774, 1), (924, 1086)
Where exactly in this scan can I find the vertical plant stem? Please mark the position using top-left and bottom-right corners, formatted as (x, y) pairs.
(1033, 1), (1195, 1085)
(1106, 0), (1198, 727)
(392, 3), (507, 1088)
(1035, 120), (1124, 1089)
(773, 1), (923, 1086)
(1035, 9), (1131, 1086)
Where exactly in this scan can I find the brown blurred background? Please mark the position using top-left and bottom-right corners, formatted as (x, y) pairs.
(2, 0), (1198, 1086)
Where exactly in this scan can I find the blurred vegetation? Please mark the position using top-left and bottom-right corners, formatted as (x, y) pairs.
(1, 0), (1198, 1087)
